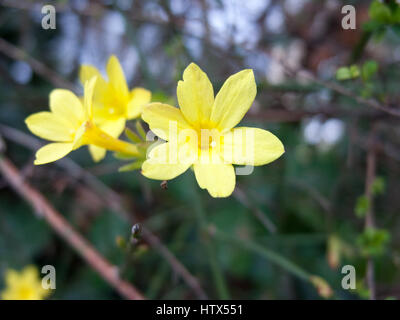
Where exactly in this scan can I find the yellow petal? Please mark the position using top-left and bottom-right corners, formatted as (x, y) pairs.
(194, 156), (236, 197)
(88, 144), (107, 162)
(21, 265), (39, 283)
(127, 87), (152, 119)
(210, 69), (256, 132)
(83, 76), (97, 119)
(25, 112), (74, 142)
(177, 63), (214, 126)
(106, 55), (129, 95)
(4, 269), (19, 287)
(99, 117), (126, 138)
(141, 103), (191, 141)
(141, 142), (194, 180)
(34, 142), (74, 165)
(79, 65), (108, 97)
(72, 122), (87, 149)
(221, 127), (284, 165)
(49, 89), (85, 127)
(87, 118), (126, 162)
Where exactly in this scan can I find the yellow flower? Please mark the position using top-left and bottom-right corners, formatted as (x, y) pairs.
(25, 77), (139, 165)
(1, 266), (50, 300)
(80, 55), (151, 161)
(141, 63), (284, 198)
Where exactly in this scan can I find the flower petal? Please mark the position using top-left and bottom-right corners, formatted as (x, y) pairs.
(87, 118), (126, 162)
(141, 103), (191, 141)
(83, 76), (97, 119)
(141, 142), (194, 180)
(88, 145), (107, 162)
(127, 87), (152, 119)
(210, 69), (256, 132)
(221, 127), (284, 165)
(79, 65), (108, 97)
(99, 118), (126, 138)
(49, 89), (84, 127)
(4, 269), (19, 287)
(25, 112), (74, 142)
(106, 55), (129, 95)
(177, 63), (214, 126)
(21, 265), (39, 283)
(194, 157), (236, 198)
(34, 142), (74, 165)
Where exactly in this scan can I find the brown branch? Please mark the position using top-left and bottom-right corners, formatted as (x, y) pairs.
(277, 58), (400, 118)
(0, 124), (208, 299)
(0, 155), (144, 300)
(0, 37), (77, 91)
(365, 127), (377, 300)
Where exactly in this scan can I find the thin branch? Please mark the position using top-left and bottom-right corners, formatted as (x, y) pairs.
(0, 34), (207, 298)
(278, 59), (400, 118)
(0, 124), (208, 299)
(208, 225), (333, 299)
(0, 38), (77, 91)
(233, 187), (276, 233)
(365, 127), (377, 300)
(0, 155), (144, 300)
(192, 187), (230, 299)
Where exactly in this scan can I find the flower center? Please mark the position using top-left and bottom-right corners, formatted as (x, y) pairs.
(198, 128), (221, 151)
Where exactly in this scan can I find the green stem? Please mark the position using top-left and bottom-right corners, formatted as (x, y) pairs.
(146, 223), (191, 299)
(211, 228), (311, 282)
(349, 31), (372, 64)
(192, 188), (230, 299)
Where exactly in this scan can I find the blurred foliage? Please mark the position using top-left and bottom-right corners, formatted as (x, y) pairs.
(1, 0), (400, 300)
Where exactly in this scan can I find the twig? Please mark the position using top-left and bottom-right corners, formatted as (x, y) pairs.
(209, 225), (333, 298)
(279, 59), (400, 118)
(0, 38), (77, 91)
(233, 187), (276, 233)
(210, 226), (310, 281)
(192, 188), (230, 299)
(289, 179), (332, 214)
(365, 127), (377, 300)
(0, 31), (207, 297)
(0, 155), (144, 300)
(0, 124), (208, 299)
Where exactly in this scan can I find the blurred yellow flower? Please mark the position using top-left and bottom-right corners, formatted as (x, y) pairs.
(80, 55), (151, 161)
(1, 266), (50, 300)
(141, 63), (284, 198)
(25, 77), (139, 165)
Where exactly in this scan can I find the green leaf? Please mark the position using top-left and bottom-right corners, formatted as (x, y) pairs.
(392, 5), (400, 23)
(349, 65), (360, 78)
(125, 127), (142, 143)
(336, 67), (352, 80)
(135, 120), (147, 140)
(357, 228), (390, 257)
(355, 195), (370, 218)
(371, 176), (385, 195)
(362, 60), (378, 81)
(369, 0), (393, 23)
(336, 66), (360, 81)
